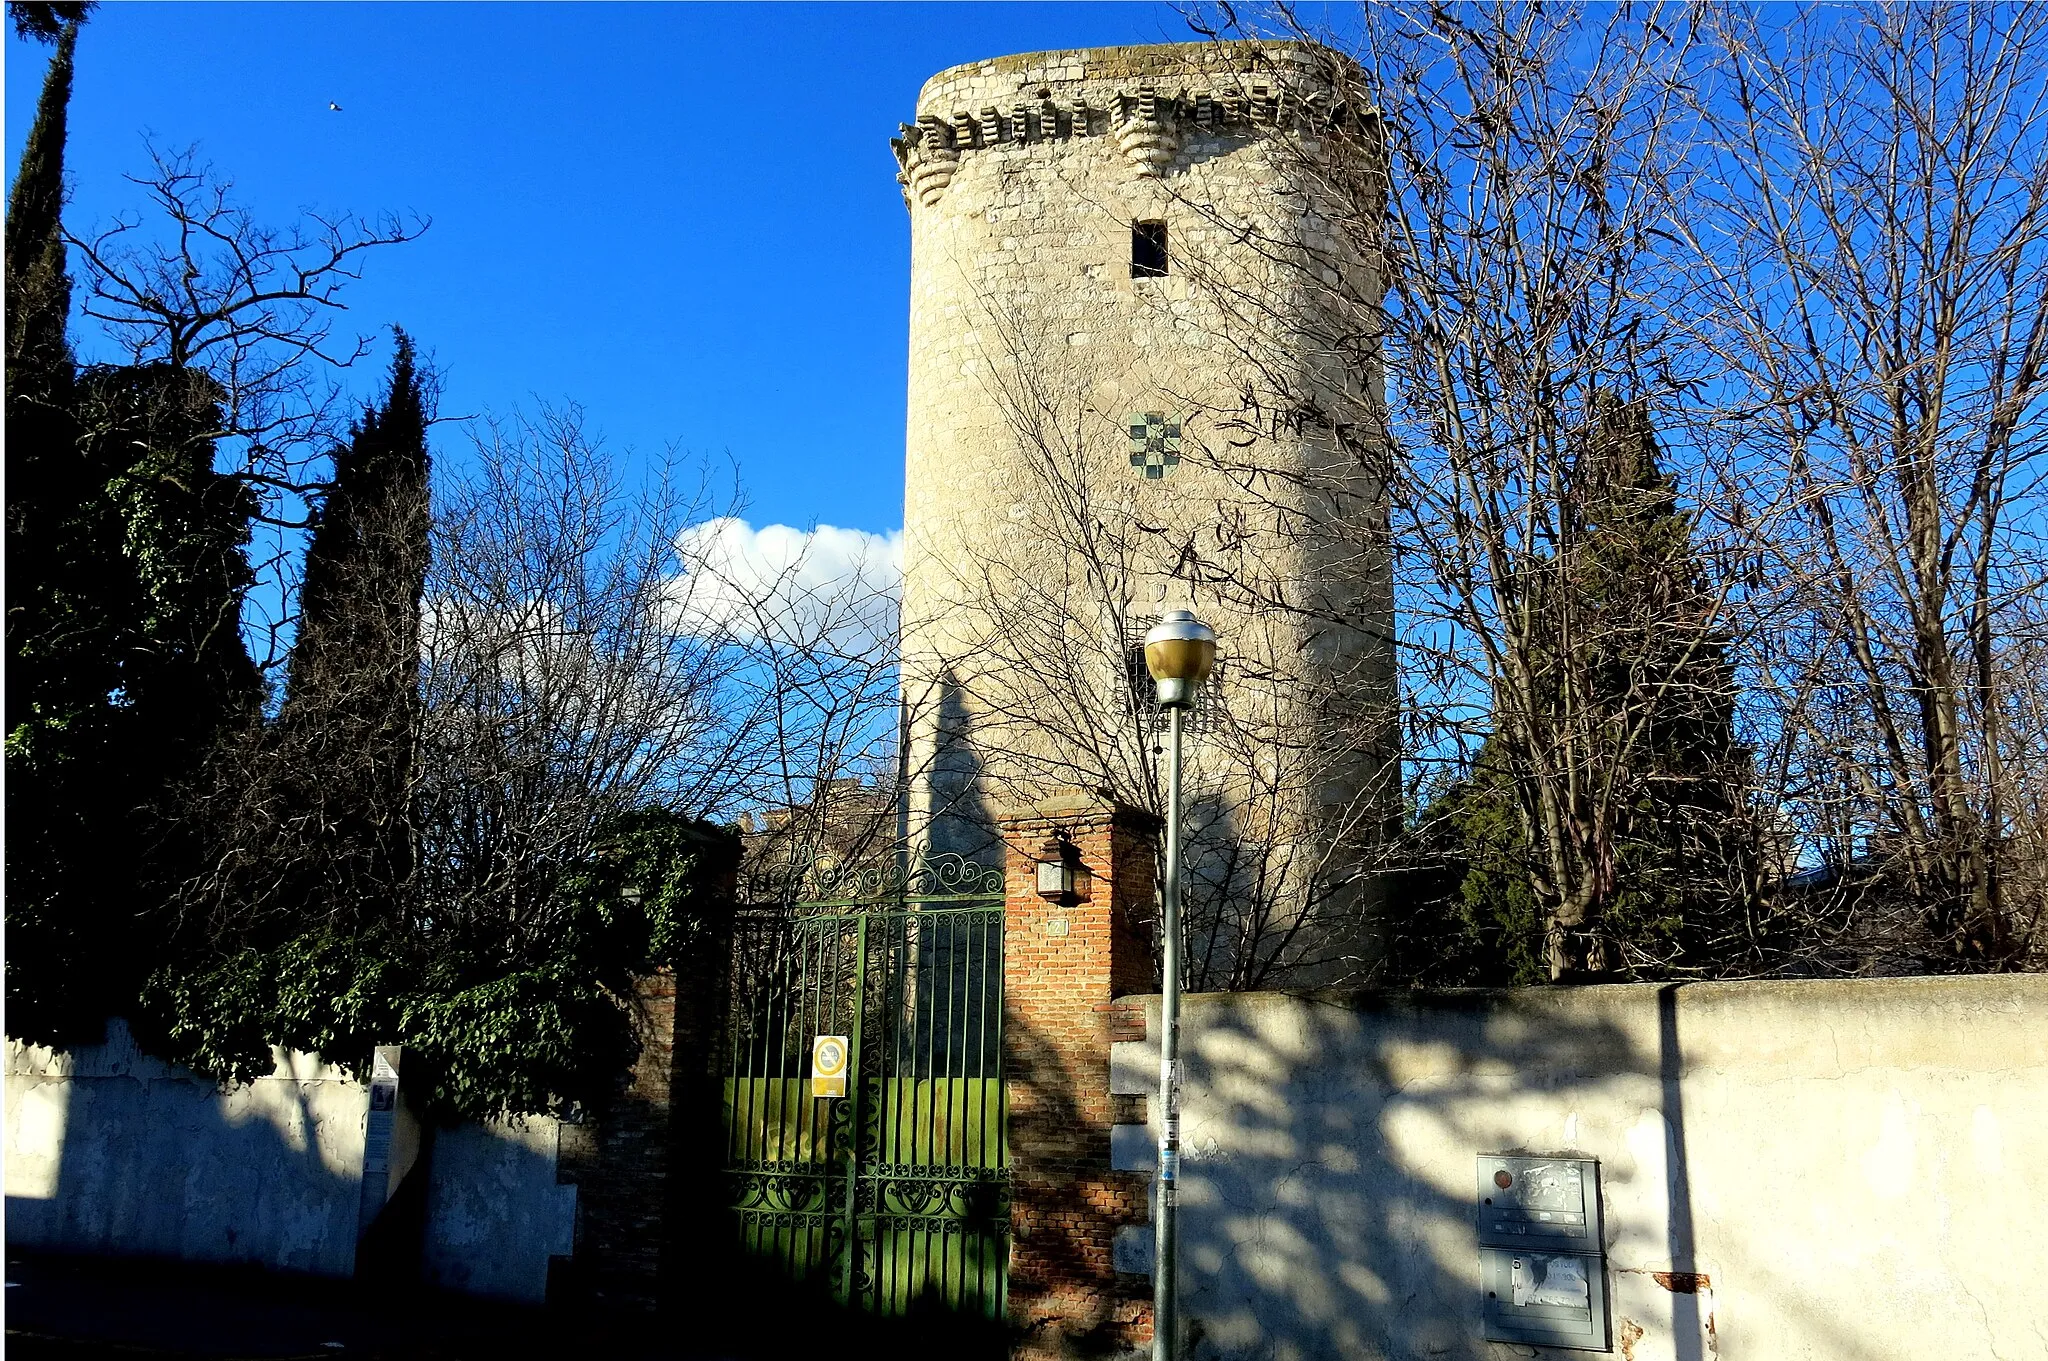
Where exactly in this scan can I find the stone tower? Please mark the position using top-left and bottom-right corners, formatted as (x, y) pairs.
(892, 42), (1394, 985)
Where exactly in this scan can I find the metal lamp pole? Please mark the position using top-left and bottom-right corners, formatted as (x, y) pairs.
(1143, 609), (1216, 1361)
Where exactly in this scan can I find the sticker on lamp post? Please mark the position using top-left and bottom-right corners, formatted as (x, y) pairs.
(811, 1034), (850, 1098)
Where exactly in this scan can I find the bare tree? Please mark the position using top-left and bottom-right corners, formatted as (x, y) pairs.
(67, 143), (425, 666)
(408, 408), (761, 949)
(1191, 5), (1779, 979)
(668, 517), (908, 900)
(1678, 3), (2048, 967)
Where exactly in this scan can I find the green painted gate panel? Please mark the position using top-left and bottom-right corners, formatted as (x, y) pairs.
(722, 857), (1008, 1319)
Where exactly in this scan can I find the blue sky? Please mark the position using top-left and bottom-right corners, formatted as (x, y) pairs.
(5, 1), (1202, 539)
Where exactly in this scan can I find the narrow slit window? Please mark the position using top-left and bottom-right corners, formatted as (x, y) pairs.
(1132, 220), (1169, 278)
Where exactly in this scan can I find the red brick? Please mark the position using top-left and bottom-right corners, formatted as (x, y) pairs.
(999, 794), (1158, 1358)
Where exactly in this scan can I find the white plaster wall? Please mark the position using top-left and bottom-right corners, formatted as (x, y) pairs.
(5, 1022), (575, 1303)
(5, 1021), (368, 1275)
(422, 1116), (577, 1301)
(1109, 975), (2048, 1361)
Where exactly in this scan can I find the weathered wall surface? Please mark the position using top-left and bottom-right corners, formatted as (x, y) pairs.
(1108, 975), (2048, 1361)
(4, 1022), (575, 1302)
(421, 1117), (577, 1301)
(894, 43), (1396, 981)
(5, 1021), (370, 1275)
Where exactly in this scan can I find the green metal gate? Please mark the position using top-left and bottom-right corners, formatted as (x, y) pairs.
(721, 855), (1008, 1318)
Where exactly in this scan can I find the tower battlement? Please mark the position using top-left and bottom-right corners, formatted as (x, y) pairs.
(894, 42), (1371, 207)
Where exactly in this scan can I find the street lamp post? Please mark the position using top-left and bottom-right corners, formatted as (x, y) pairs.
(1142, 608), (1216, 1361)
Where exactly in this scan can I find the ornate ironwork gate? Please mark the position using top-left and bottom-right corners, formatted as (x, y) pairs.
(721, 856), (1008, 1317)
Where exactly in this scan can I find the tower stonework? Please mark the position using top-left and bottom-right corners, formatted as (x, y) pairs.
(894, 42), (1395, 987)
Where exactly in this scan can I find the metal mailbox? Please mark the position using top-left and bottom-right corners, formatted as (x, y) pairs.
(1478, 1155), (1608, 1351)
(1478, 1154), (1601, 1253)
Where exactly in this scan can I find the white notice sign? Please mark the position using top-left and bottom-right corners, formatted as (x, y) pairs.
(812, 1034), (849, 1098)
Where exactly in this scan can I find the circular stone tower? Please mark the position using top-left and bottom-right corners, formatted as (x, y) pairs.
(892, 42), (1394, 984)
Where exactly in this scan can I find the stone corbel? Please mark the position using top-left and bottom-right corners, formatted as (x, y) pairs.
(1038, 91), (1065, 139)
(1116, 84), (1179, 177)
(894, 115), (959, 210)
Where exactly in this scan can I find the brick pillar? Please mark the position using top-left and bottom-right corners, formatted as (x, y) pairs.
(554, 971), (681, 1310)
(999, 792), (1159, 1358)
(555, 851), (737, 1313)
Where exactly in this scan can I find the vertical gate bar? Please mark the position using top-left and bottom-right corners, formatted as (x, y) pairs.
(992, 904), (1006, 1170)
(972, 906), (986, 1169)
(761, 926), (776, 1262)
(765, 925), (782, 1272)
(733, 929), (749, 1162)
(926, 911), (940, 1164)
(812, 917), (830, 1275)
(776, 923), (796, 1168)
(897, 911), (911, 1165)
(993, 899), (1007, 1320)
(802, 912), (819, 1277)
(828, 914), (844, 1282)
(985, 905), (998, 1164)
(839, 910), (868, 1307)
(789, 921), (805, 1276)
(936, 911), (954, 1304)
(942, 908), (958, 1162)
(794, 919), (811, 1276)
(790, 921), (804, 1176)
(877, 912), (890, 1312)
(760, 923), (778, 1164)
(724, 928), (742, 1171)
(885, 911), (900, 1168)
(726, 928), (743, 1204)
(752, 927), (771, 1261)
(786, 920), (805, 1276)
(810, 920), (822, 1171)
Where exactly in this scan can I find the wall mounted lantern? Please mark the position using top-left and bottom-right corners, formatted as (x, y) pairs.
(1034, 835), (1092, 903)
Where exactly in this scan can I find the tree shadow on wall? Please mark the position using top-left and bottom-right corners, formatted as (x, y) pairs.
(1163, 984), (1888, 1361)
(4, 1021), (372, 1277)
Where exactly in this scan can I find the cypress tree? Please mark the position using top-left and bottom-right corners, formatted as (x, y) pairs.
(5, 5), (269, 1038)
(1407, 398), (1751, 982)
(274, 332), (433, 922)
(1565, 396), (1749, 970)
(3, 6), (127, 1042)
(6, 7), (92, 732)
(5, 7), (80, 391)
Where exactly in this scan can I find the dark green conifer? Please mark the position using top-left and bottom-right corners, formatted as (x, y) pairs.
(6, 6), (91, 729)
(87, 365), (264, 772)
(273, 332), (434, 921)
(1563, 397), (1749, 971)
(5, 5), (270, 1038)
(4, 6), (126, 1042)
(1403, 398), (1752, 982)
(5, 8), (79, 389)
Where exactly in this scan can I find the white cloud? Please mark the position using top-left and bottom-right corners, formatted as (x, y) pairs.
(666, 518), (902, 653)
